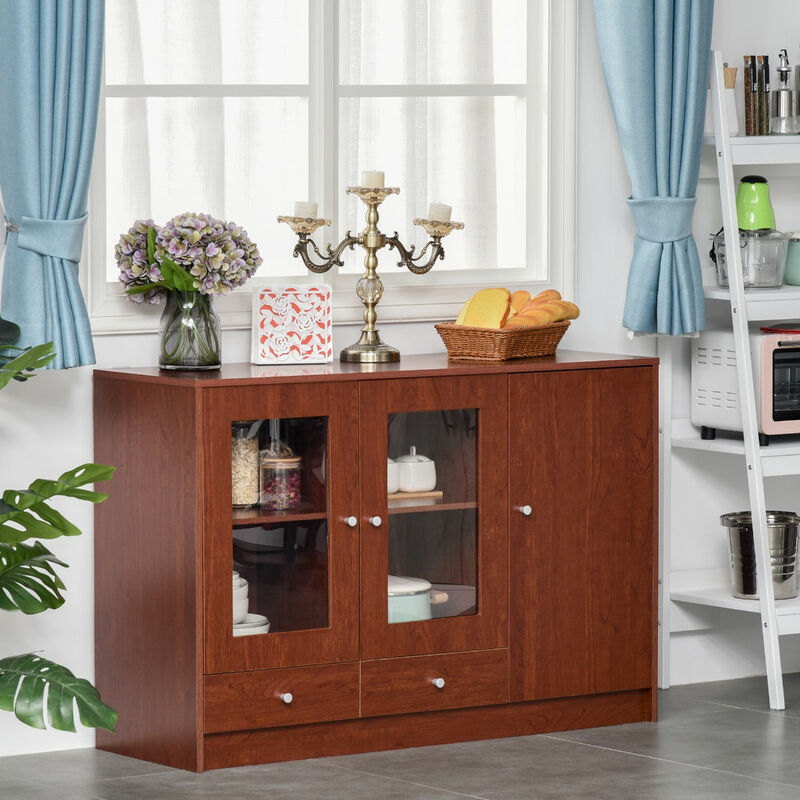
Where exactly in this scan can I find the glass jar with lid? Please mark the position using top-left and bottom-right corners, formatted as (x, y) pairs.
(260, 454), (303, 510)
(231, 422), (260, 508)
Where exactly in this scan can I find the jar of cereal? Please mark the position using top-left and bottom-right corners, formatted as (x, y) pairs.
(260, 454), (302, 510)
(231, 422), (260, 507)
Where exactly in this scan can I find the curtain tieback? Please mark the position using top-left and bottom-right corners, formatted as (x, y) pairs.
(627, 197), (696, 244)
(9, 213), (89, 262)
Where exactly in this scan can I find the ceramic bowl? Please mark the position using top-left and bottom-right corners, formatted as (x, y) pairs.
(233, 595), (249, 624)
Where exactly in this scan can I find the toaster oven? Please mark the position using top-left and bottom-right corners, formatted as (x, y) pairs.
(691, 326), (800, 444)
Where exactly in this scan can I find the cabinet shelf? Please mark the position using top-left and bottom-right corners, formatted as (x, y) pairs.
(704, 284), (800, 322)
(672, 587), (800, 635)
(232, 504), (327, 527)
(387, 499), (477, 515)
(703, 134), (800, 165)
(670, 418), (800, 477)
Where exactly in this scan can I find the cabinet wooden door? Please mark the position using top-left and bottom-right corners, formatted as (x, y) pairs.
(203, 381), (359, 674)
(359, 375), (508, 659)
(509, 366), (657, 701)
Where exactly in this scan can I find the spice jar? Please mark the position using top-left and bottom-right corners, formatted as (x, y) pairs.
(231, 422), (259, 507)
(260, 454), (302, 510)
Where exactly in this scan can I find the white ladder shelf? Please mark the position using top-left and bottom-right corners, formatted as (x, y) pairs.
(662, 50), (800, 711)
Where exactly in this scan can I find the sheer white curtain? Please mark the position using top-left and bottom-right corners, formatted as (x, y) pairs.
(104, 0), (309, 281)
(338, 0), (525, 274)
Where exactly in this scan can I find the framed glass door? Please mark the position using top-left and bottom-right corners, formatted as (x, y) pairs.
(359, 375), (508, 660)
(203, 382), (359, 674)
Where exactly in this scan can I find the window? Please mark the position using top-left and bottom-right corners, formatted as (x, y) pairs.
(89, 0), (576, 333)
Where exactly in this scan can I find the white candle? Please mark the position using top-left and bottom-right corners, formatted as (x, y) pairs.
(360, 170), (385, 189)
(294, 201), (318, 219)
(428, 202), (452, 223)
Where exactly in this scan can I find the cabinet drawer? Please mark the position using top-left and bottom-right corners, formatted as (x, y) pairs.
(204, 662), (359, 733)
(361, 649), (508, 718)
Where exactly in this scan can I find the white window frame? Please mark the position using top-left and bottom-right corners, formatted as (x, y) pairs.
(86, 0), (577, 335)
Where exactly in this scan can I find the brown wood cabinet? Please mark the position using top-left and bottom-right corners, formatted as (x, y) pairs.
(93, 351), (658, 772)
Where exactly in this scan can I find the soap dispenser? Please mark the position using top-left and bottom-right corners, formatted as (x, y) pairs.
(771, 48), (798, 134)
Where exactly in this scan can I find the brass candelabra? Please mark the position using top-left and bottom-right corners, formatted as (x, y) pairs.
(278, 186), (463, 363)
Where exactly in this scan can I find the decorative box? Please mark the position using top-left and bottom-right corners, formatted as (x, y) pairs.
(251, 285), (332, 364)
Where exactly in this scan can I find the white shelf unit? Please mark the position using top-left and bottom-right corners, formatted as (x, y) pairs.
(660, 51), (800, 711)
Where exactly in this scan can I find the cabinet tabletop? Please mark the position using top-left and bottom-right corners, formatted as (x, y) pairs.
(94, 350), (657, 387)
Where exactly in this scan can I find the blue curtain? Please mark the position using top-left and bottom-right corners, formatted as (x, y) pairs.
(594, 0), (714, 336)
(0, 0), (103, 368)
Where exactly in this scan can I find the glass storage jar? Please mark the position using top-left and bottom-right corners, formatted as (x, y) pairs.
(260, 454), (302, 510)
(231, 422), (260, 508)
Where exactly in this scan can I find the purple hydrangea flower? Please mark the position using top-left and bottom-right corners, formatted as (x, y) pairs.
(154, 212), (263, 296)
(114, 219), (167, 304)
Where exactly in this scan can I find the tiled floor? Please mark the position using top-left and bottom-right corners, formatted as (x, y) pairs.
(3, 675), (800, 799)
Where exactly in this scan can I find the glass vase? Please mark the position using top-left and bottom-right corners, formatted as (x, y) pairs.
(159, 290), (221, 370)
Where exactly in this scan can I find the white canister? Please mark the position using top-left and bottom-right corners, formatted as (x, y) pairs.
(388, 575), (432, 623)
(387, 458), (400, 494)
(395, 445), (437, 493)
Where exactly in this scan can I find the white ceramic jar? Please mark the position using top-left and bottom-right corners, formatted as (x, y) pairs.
(395, 445), (436, 493)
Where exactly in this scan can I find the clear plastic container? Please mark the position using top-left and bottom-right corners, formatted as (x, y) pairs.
(260, 455), (302, 510)
(711, 230), (788, 288)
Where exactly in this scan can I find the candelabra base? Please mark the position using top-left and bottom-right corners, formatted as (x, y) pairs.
(340, 330), (400, 363)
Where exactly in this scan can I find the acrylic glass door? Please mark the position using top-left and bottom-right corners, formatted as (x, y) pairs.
(359, 375), (508, 659)
(204, 382), (359, 674)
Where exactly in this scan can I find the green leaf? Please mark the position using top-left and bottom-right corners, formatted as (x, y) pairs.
(0, 542), (67, 614)
(0, 343), (57, 390)
(147, 225), (156, 264)
(0, 316), (20, 347)
(0, 653), (117, 732)
(158, 255), (197, 292)
(0, 463), (115, 544)
(124, 282), (166, 295)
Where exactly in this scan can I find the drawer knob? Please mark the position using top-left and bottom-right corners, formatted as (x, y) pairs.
(431, 677), (446, 689)
(344, 516), (358, 528)
(369, 515), (383, 528)
(518, 504), (532, 517)
(279, 692), (293, 704)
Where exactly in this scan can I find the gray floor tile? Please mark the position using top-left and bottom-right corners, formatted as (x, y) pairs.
(656, 686), (735, 721)
(663, 671), (800, 714)
(88, 761), (481, 800)
(0, 748), (174, 785)
(554, 707), (800, 786)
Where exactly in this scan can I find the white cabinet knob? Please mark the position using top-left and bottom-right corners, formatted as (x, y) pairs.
(431, 677), (446, 689)
(344, 516), (357, 528)
(369, 515), (382, 528)
(279, 692), (293, 704)
(518, 505), (532, 517)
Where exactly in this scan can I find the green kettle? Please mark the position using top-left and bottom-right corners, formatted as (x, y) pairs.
(736, 175), (776, 230)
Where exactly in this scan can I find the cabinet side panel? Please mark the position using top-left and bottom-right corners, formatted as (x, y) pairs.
(510, 366), (656, 702)
(94, 377), (201, 770)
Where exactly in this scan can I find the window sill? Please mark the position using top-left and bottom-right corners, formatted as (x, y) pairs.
(89, 279), (565, 336)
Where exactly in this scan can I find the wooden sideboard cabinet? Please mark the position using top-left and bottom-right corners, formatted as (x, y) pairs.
(93, 351), (658, 772)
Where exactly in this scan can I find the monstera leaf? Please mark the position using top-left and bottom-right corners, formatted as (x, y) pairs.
(0, 542), (67, 614)
(0, 653), (117, 732)
(0, 463), (116, 544)
(0, 342), (56, 389)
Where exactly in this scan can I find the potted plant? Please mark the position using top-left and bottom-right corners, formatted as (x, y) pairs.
(0, 324), (117, 733)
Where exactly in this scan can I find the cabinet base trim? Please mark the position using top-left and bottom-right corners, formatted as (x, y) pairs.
(202, 689), (654, 772)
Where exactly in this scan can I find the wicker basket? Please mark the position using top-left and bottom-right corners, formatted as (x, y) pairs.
(435, 320), (570, 362)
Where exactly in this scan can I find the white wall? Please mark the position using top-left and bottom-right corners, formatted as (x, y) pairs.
(4, 0), (799, 758)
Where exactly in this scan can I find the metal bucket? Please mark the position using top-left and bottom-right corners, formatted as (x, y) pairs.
(721, 511), (800, 600)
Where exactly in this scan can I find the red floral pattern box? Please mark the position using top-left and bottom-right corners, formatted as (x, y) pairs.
(251, 285), (332, 364)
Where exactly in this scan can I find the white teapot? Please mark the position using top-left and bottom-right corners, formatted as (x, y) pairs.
(395, 445), (437, 493)
(387, 458), (400, 494)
